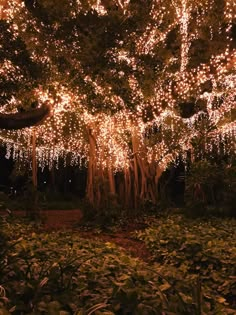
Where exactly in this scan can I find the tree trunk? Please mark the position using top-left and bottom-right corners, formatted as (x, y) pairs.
(131, 131), (140, 209)
(50, 164), (56, 193)
(86, 128), (97, 207)
(86, 127), (120, 210)
(131, 126), (161, 209)
(108, 166), (116, 195)
(32, 129), (37, 188)
(0, 103), (51, 130)
(28, 128), (39, 219)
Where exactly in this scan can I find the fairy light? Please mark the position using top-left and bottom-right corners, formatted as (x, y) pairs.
(136, 1), (175, 55)
(0, 0), (235, 174)
(225, 0), (236, 40)
(0, 0), (22, 20)
(175, 0), (191, 72)
(91, 0), (107, 15)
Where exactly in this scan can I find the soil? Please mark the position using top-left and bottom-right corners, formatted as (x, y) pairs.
(4, 209), (153, 263)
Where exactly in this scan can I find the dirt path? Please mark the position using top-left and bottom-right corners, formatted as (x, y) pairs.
(78, 230), (152, 262)
(3, 209), (152, 262)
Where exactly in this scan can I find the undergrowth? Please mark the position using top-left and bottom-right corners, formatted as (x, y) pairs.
(134, 214), (236, 314)
(0, 212), (235, 314)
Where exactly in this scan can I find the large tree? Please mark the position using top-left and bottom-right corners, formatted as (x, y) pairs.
(0, 0), (235, 208)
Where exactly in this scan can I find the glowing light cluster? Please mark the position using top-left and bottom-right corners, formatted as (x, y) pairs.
(0, 0), (235, 174)
(175, 0), (191, 72)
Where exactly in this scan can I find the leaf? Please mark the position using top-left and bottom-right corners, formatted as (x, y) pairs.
(48, 301), (62, 315)
(39, 277), (49, 287)
(159, 283), (171, 292)
(217, 297), (226, 304)
(37, 301), (47, 312)
(117, 274), (130, 281)
(87, 303), (108, 315)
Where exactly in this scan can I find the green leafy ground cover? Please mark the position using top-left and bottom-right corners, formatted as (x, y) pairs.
(0, 214), (235, 315)
(134, 215), (236, 314)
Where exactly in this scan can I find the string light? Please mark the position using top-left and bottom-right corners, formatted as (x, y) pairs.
(0, 0), (235, 173)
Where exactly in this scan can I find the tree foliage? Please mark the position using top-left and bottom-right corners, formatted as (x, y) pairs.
(0, 0), (235, 208)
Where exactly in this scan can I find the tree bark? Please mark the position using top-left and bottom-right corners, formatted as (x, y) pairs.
(131, 130), (140, 209)
(131, 126), (161, 209)
(27, 128), (39, 219)
(32, 128), (37, 188)
(0, 103), (51, 130)
(86, 128), (98, 207)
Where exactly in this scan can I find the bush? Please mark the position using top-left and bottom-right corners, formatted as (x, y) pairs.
(222, 164), (236, 217)
(80, 194), (123, 228)
(184, 160), (235, 217)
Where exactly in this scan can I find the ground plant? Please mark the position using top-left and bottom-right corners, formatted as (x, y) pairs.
(134, 214), (236, 314)
(0, 212), (235, 314)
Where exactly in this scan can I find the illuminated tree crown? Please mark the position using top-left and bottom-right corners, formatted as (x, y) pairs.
(0, 0), (235, 173)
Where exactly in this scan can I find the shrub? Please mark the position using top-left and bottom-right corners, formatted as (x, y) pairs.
(184, 160), (236, 217)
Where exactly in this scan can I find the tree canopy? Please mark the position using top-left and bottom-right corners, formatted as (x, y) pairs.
(0, 0), (235, 173)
